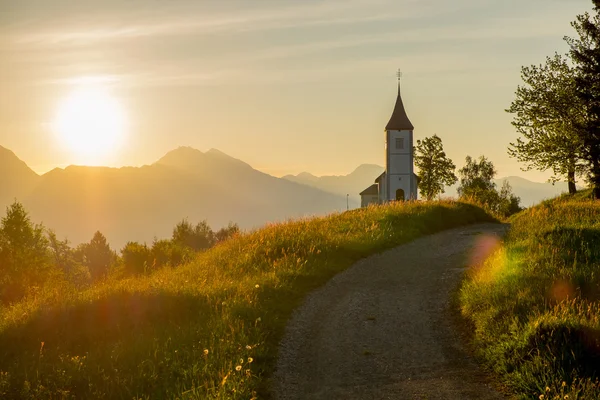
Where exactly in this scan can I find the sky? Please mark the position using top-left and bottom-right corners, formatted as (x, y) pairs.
(0, 0), (593, 181)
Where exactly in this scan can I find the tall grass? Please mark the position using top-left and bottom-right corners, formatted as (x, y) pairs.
(0, 201), (494, 399)
(460, 191), (600, 399)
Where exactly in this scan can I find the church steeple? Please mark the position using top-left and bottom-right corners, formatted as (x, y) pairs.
(385, 75), (414, 131)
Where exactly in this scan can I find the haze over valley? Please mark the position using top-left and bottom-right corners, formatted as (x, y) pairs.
(0, 145), (355, 248)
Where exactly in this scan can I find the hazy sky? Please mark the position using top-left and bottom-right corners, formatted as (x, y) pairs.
(0, 0), (593, 181)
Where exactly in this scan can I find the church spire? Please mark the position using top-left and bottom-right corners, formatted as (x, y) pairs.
(385, 70), (414, 131)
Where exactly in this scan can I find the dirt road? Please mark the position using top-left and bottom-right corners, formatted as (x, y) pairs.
(272, 223), (507, 400)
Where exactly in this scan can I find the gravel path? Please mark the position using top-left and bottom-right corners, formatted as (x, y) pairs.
(272, 223), (508, 400)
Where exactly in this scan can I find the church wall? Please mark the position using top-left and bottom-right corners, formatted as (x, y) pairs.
(385, 129), (416, 201)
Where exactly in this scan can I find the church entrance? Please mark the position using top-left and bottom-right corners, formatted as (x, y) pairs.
(396, 189), (405, 201)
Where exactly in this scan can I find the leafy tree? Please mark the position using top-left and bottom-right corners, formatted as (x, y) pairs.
(507, 53), (587, 194)
(48, 231), (90, 287)
(497, 180), (523, 218)
(122, 242), (151, 275)
(458, 156), (522, 217)
(76, 231), (115, 281)
(215, 222), (240, 243)
(457, 156), (498, 203)
(414, 135), (457, 200)
(150, 239), (192, 268)
(172, 219), (214, 251)
(0, 202), (50, 302)
(565, 0), (600, 199)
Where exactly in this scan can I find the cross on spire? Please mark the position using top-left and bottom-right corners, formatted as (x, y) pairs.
(397, 69), (403, 82)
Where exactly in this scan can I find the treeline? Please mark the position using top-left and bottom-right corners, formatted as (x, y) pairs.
(506, 0), (600, 199)
(0, 202), (239, 304)
(413, 135), (521, 217)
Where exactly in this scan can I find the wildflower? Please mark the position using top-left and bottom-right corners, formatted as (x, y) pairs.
(255, 284), (260, 289)
(539, 395), (544, 400)
(256, 317), (262, 322)
(562, 382), (567, 387)
(248, 357), (254, 363)
(546, 387), (550, 392)
(236, 365), (242, 371)
(240, 358), (244, 364)
(246, 345), (252, 350)
(204, 349), (209, 355)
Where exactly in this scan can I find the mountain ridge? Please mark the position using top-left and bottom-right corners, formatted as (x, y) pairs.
(0, 146), (355, 248)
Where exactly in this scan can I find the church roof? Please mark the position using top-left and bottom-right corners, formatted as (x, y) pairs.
(375, 172), (386, 184)
(360, 184), (379, 196)
(385, 84), (414, 131)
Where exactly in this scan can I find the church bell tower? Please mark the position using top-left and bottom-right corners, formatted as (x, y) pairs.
(383, 71), (417, 201)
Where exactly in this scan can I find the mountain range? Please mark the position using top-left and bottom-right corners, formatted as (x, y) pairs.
(1, 145), (573, 249)
(284, 165), (571, 207)
(0, 146), (356, 249)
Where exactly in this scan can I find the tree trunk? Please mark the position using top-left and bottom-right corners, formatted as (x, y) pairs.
(593, 159), (600, 200)
(567, 169), (577, 194)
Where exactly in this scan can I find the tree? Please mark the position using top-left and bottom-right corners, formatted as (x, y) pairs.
(565, 0), (600, 199)
(172, 219), (214, 251)
(457, 156), (497, 202)
(122, 242), (151, 275)
(215, 222), (240, 243)
(497, 180), (523, 218)
(0, 202), (50, 302)
(76, 231), (115, 280)
(48, 231), (90, 287)
(507, 53), (587, 194)
(414, 135), (458, 200)
(458, 156), (521, 217)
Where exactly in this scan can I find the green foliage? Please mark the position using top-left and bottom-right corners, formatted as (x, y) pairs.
(122, 242), (152, 275)
(414, 134), (457, 200)
(460, 191), (600, 398)
(458, 156), (522, 218)
(0, 200), (495, 399)
(173, 219), (215, 251)
(565, 1), (600, 199)
(75, 231), (115, 281)
(48, 231), (90, 288)
(215, 222), (240, 243)
(0, 202), (51, 303)
(507, 53), (587, 194)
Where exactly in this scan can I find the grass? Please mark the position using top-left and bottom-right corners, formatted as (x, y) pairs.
(460, 190), (600, 399)
(0, 200), (495, 399)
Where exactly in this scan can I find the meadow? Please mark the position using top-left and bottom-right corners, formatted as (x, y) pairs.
(0, 200), (494, 399)
(460, 190), (600, 399)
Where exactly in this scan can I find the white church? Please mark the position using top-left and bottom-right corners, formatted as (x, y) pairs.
(360, 79), (418, 207)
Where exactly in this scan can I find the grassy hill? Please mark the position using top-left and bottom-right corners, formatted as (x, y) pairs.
(460, 190), (600, 398)
(0, 201), (494, 399)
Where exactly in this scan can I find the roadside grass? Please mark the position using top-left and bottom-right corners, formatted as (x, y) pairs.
(0, 200), (495, 399)
(460, 190), (600, 399)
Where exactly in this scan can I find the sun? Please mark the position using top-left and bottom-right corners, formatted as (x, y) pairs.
(52, 84), (127, 163)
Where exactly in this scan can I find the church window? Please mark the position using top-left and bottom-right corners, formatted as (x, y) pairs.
(395, 138), (405, 150)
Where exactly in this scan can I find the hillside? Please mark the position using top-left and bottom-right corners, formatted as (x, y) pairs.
(0, 146), (40, 207)
(0, 146), (357, 248)
(0, 200), (495, 399)
(460, 191), (600, 398)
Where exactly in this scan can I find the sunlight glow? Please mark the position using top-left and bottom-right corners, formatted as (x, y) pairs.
(52, 84), (126, 162)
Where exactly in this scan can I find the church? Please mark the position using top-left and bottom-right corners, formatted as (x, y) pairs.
(360, 79), (419, 207)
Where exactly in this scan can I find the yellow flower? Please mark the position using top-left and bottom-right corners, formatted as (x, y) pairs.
(255, 284), (260, 289)
(235, 365), (242, 371)
(539, 395), (544, 400)
(203, 349), (209, 355)
(245, 345), (252, 350)
(248, 357), (254, 363)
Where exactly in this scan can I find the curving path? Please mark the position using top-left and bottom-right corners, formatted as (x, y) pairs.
(273, 223), (508, 400)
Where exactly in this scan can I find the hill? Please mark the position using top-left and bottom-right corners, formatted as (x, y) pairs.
(0, 146), (40, 207)
(0, 146), (356, 248)
(0, 200), (495, 399)
(460, 190), (600, 398)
